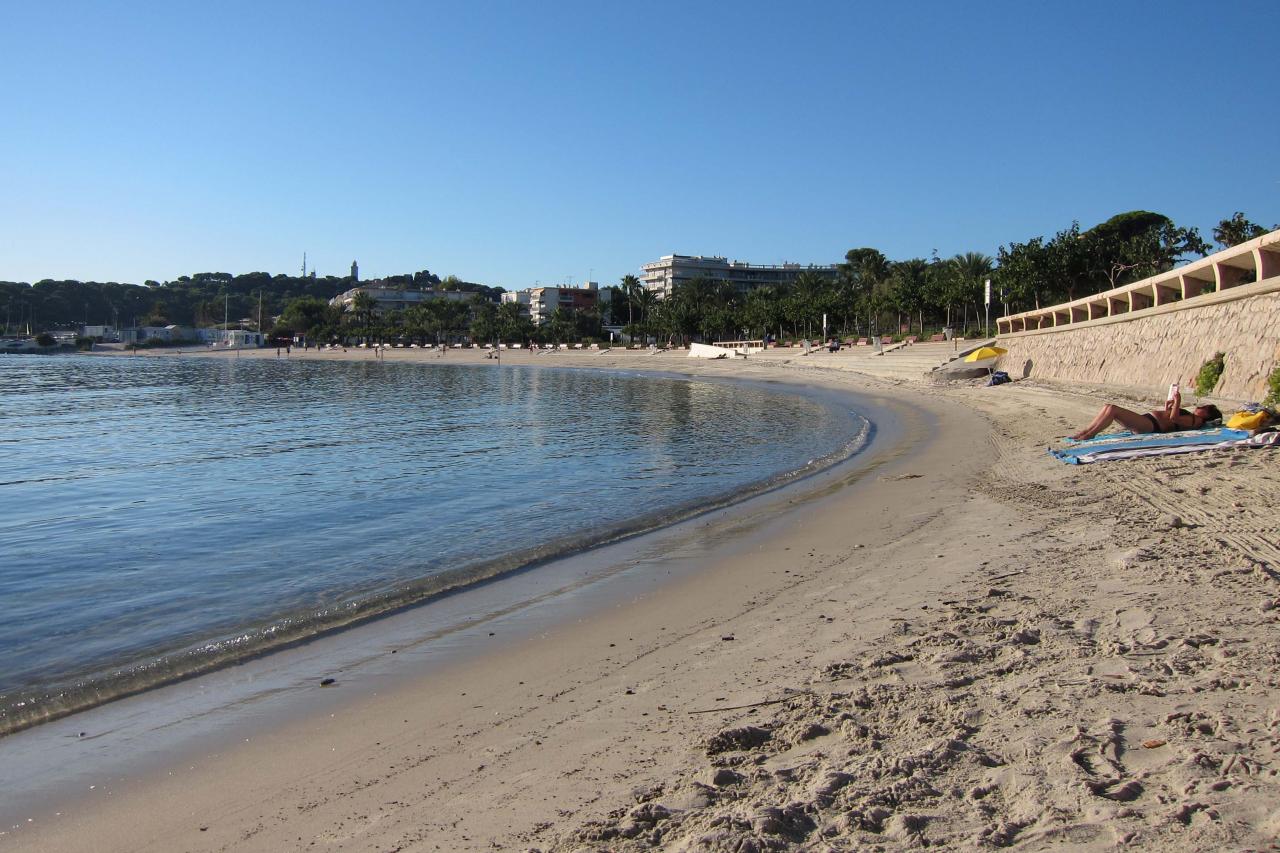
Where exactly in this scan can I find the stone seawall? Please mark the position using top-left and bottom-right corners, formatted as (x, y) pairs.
(997, 277), (1280, 403)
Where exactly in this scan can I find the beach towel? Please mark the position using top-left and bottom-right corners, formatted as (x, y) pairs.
(1060, 426), (1240, 447)
(1050, 430), (1277, 465)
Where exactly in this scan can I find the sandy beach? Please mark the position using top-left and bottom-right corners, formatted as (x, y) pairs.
(6, 345), (1279, 851)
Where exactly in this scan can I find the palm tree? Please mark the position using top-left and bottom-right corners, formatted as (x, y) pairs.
(793, 271), (837, 338)
(546, 307), (575, 343)
(349, 291), (377, 342)
(634, 288), (658, 343)
(951, 252), (993, 335)
(495, 301), (528, 344)
(888, 259), (928, 335)
(620, 274), (641, 328)
(736, 286), (773, 343)
(438, 300), (470, 346)
(841, 248), (889, 336)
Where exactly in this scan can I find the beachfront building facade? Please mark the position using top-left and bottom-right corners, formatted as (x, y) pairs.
(501, 283), (603, 326)
(115, 326), (266, 347)
(80, 324), (120, 341)
(329, 286), (473, 314)
(640, 255), (839, 299)
(120, 324), (198, 344)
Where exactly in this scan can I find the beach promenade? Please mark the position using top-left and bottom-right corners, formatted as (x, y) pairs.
(8, 346), (1279, 851)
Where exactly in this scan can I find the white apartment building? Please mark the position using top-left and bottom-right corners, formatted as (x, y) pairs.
(640, 255), (839, 298)
(501, 283), (603, 326)
(330, 286), (473, 313)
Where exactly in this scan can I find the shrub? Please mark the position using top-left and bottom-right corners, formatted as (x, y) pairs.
(35, 332), (56, 347)
(1265, 365), (1280, 409)
(1194, 352), (1225, 396)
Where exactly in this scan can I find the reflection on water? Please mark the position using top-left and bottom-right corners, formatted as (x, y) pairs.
(0, 355), (864, 730)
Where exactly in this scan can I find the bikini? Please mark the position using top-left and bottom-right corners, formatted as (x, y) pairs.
(1144, 409), (1195, 433)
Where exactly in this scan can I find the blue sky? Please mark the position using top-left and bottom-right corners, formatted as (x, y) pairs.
(2, 0), (1276, 289)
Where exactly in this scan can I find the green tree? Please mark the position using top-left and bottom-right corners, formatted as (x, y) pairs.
(840, 248), (889, 336)
(888, 259), (928, 335)
(402, 303), (433, 344)
(545, 306), (575, 343)
(495, 301), (532, 343)
(635, 288), (657, 332)
(469, 299), (499, 343)
(785, 271), (831, 338)
(740, 286), (781, 342)
(1213, 212), (1269, 248)
(619, 274), (642, 328)
(349, 291), (377, 341)
(437, 299), (471, 345)
(274, 296), (337, 341)
(949, 251), (994, 332)
(1083, 211), (1209, 288)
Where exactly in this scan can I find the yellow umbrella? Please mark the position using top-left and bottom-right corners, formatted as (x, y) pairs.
(963, 345), (1008, 363)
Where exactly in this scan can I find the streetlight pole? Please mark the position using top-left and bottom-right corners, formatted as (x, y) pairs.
(984, 279), (991, 340)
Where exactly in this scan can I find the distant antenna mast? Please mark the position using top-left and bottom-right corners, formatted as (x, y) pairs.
(302, 252), (307, 278)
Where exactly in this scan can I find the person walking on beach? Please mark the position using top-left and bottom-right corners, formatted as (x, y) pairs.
(1071, 386), (1220, 440)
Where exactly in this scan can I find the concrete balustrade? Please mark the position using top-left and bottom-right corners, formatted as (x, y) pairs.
(993, 229), (1280, 401)
(998, 230), (1280, 334)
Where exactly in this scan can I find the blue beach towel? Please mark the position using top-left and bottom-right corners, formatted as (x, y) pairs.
(1050, 428), (1258, 465)
(1061, 426), (1238, 447)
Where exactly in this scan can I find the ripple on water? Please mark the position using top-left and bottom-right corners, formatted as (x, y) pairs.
(0, 355), (867, 733)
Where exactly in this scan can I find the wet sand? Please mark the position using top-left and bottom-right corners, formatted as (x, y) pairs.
(7, 346), (1278, 851)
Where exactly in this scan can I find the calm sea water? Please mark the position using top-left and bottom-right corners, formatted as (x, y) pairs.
(0, 354), (866, 733)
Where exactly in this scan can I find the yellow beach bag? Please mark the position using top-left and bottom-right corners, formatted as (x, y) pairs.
(1226, 410), (1271, 431)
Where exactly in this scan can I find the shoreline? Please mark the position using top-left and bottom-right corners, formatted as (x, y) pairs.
(1, 354), (934, 839)
(0, 361), (870, 740)
(5, 351), (1278, 851)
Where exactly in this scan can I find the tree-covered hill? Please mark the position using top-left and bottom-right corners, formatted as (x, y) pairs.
(0, 269), (499, 331)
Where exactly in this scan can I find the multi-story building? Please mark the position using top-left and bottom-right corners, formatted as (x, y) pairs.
(501, 283), (603, 326)
(639, 255), (839, 298)
(329, 286), (473, 313)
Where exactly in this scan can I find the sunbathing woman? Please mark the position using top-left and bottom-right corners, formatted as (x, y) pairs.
(1071, 388), (1220, 441)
